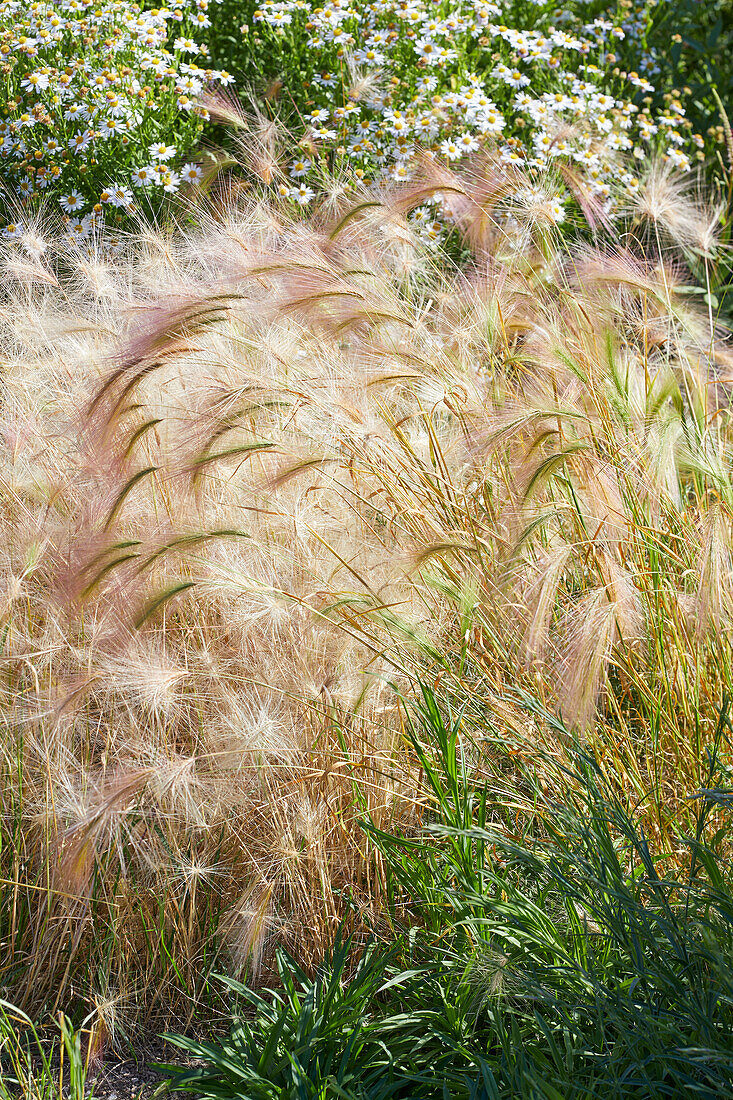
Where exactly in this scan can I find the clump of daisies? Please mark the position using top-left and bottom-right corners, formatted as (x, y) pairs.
(0, 0), (233, 247)
(218, 0), (700, 240)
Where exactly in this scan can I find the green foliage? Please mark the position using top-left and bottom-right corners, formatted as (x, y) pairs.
(371, 688), (733, 1096)
(643, 0), (733, 144)
(168, 689), (733, 1098)
(163, 936), (412, 1100)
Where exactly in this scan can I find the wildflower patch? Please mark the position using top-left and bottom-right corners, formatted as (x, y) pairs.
(0, 0), (231, 245)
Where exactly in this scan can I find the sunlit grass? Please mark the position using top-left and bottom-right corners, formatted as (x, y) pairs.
(0, 146), (731, 1043)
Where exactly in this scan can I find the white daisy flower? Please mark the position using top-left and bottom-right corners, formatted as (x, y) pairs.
(21, 71), (50, 91)
(180, 163), (203, 183)
(457, 132), (480, 153)
(149, 143), (176, 161)
(289, 158), (312, 179)
(68, 131), (93, 153)
(60, 189), (85, 213)
(131, 165), (158, 186)
(292, 183), (315, 205)
(440, 139), (461, 161)
(109, 184), (134, 208)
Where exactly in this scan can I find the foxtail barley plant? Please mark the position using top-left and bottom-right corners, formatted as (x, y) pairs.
(0, 145), (730, 1034)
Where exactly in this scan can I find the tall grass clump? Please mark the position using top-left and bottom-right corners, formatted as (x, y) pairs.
(0, 143), (731, 1033)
